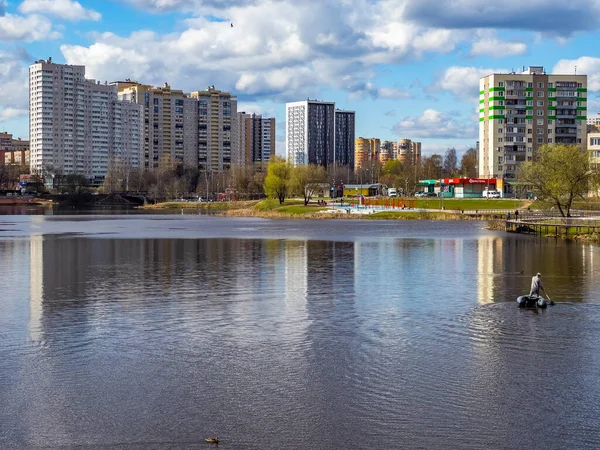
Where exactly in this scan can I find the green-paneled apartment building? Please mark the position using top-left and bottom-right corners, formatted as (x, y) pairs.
(479, 66), (587, 181)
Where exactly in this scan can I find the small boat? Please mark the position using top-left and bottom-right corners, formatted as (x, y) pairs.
(205, 437), (219, 444)
(517, 295), (548, 308)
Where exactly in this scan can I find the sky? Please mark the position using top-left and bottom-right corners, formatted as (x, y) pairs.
(2, 0), (600, 158)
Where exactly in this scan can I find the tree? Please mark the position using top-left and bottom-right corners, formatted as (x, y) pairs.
(460, 148), (478, 178)
(443, 148), (458, 178)
(290, 164), (327, 205)
(517, 144), (600, 217)
(264, 157), (291, 204)
(421, 154), (442, 180)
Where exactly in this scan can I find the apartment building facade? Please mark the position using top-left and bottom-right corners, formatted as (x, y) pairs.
(286, 100), (355, 169)
(355, 137), (380, 171)
(237, 112), (275, 168)
(479, 66), (587, 180)
(397, 139), (422, 165)
(0, 133), (30, 165)
(334, 110), (355, 169)
(29, 59), (144, 181)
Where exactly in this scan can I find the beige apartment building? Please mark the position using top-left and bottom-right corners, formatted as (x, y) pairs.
(397, 139), (421, 165)
(479, 66), (587, 181)
(237, 112), (275, 168)
(355, 137), (380, 170)
(0, 133), (30, 165)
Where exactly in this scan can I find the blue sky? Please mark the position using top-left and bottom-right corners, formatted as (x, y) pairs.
(2, 0), (600, 157)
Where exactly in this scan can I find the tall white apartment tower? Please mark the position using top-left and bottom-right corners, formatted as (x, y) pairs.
(286, 100), (335, 167)
(29, 59), (143, 182)
(479, 66), (587, 181)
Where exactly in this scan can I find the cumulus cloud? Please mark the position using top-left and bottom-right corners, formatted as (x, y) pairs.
(0, 50), (30, 114)
(553, 56), (600, 90)
(19, 0), (101, 21)
(392, 109), (477, 139)
(470, 36), (527, 57)
(0, 107), (28, 121)
(403, 0), (600, 36)
(0, 12), (60, 41)
(428, 66), (508, 99)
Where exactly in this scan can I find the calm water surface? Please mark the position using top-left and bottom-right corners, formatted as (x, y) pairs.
(1, 214), (600, 449)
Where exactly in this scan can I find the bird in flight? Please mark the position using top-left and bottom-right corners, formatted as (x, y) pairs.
(231, 23), (234, 27)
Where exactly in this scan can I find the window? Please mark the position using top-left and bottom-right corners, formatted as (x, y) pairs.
(527, 100), (533, 106)
(537, 91), (544, 97)
(548, 129), (553, 134)
(548, 138), (553, 143)
(498, 128), (503, 133)
(537, 138), (543, 144)
(498, 100), (504, 106)
(528, 137), (533, 143)
(537, 110), (544, 116)
(498, 138), (503, 142)
(578, 82), (583, 88)
(527, 91), (533, 97)
(591, 138), (600, 146)
(548, 82), (553, 88)
(527, 147), (533, 152)
(499, 82), (504, 87)
(527, 119), (533, 125)
(528, 82), (533, 88)
(537, 119), (544, 125)
(498, 156), (503, 163)
(548, 119), (553, 125)
(577, 101), (582, 107)
(537, 100), (544, 106)
(536, 128), (544, 135)
(538, 82), (545, 88)
(527, 129), (532, 134)
(498, 119), (504, 124)
(497, 147), (502, 152)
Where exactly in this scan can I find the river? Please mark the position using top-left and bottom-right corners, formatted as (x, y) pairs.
(1, 213), (599, 449)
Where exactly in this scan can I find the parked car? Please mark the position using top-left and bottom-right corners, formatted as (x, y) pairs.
(426, 192), (438, 198)
(482, 189), (500, 198)
(388, 188), (397, 197)
(415, 191), (427, 197)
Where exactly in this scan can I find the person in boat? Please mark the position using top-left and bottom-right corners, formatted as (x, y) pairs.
(529, 273), (545, 298)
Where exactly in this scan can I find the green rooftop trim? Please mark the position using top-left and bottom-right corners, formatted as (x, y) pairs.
(578, 88), (587, 92)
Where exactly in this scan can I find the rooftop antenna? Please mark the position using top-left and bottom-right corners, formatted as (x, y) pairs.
(575, 65), (577, 75)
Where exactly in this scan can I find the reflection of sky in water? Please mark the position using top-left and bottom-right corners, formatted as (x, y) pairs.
(0, 216), (600, 449)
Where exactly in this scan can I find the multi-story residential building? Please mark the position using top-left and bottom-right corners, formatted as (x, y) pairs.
(335, 109), (355, 169)
(115, 81), (197, 168)
(29, 59), (143, 182)
(189, 86), (238, 172)
(0, 133), (30, 165)
(286, 100), (335, 167)
(380, 141), (393, 163)
(588, 124), (600, 166)
(397, 139), (422, 165)
(355, 137), (380, 170)
(286, 100), (355, 169)
(236, 112), (275, 168)
(479, 66), (587, 180)
(588, 113), (600, 126)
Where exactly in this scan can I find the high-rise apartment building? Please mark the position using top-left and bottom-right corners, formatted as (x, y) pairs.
(335, 110), (355, 169)
(237, 112), (275, 168)
(286, 100), (335, 167)
(29, 59), (143, 181)
(355, 137), (380, 170)
(189, 86), (237, 172)
(479, 66), (587, 179)
(397, 139), (421, 165)
(286, 100), (355, 169)
(115, 81), (197, 168)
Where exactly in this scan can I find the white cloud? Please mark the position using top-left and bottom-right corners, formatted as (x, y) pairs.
(19, 0), (101, 21)
(0, 107), (28, 121)
(0, 51), (30, 109)
(0, 12), (59, 41)
(553, 56), (600, 90)
(392, 109), (477, 139)
(429, 66), (507, 99)
(470, 35), (527, 57)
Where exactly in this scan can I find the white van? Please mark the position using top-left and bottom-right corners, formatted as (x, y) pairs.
(482, 188), (500, 198)
(388, 188), (397, 197)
